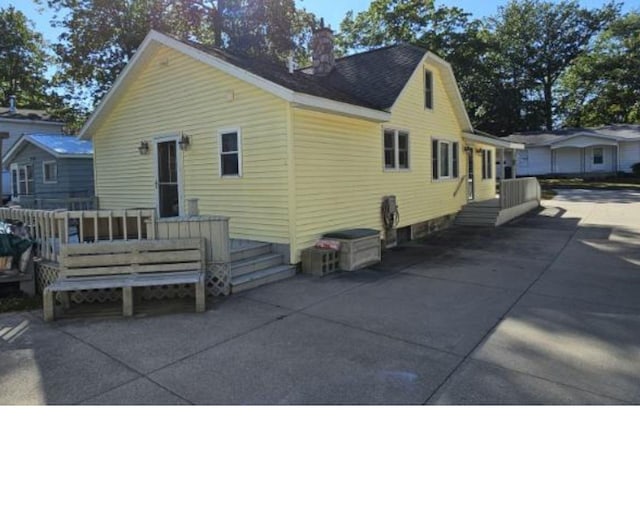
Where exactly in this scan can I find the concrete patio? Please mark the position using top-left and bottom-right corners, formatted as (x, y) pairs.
(1, 188), (639, 405)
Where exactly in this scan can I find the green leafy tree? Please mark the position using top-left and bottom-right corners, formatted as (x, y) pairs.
(45, 0), (313, 108)
(0, 6), (53, 109)
(487, 0), (619, 131)
(560, 12), (640, 127)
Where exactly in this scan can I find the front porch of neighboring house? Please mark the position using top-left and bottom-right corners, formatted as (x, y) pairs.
(456, 177), (541, 226)
(549, 139), (619, 174)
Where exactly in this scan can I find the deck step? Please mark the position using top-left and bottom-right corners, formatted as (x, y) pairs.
(231, 242), (272, 262)
(455, 206), (500, 226)
(231, 265), (296, 293)
(231, 253), (284, 278)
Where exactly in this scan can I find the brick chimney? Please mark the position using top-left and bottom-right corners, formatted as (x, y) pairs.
(311, 19), (335, 76)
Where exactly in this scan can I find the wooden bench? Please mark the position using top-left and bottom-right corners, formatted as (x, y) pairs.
(43, 238), (206, 321)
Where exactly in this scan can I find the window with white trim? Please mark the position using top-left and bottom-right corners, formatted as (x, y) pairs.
(425, 70), (433, 109)
(384, 129), (410, 170)
(218, 129), (242, 177)
(43, 161), (58, 183)
(481, 149), (493, 179)
(593, 147), (604, 165)
(431, 139), (460, 179)
(11, 163), (34, 195)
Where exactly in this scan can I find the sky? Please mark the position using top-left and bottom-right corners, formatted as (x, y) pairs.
(4, 0), (638, 46)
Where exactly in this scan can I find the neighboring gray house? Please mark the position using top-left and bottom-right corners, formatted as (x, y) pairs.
(503, 124), (640, 176)
(1, 98), (65, 202)
(4, 134), (94, 208)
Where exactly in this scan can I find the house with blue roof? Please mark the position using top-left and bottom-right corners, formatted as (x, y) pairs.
(3, 133), (94, 208)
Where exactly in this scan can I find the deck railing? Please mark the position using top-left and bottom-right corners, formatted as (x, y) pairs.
(17, 196), (97, 211)
(0, 207), (155, 263)
(500, 178), (541, 210)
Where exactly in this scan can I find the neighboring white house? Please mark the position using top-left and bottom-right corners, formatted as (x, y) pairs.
(1, 97), (64, 202)
(502, 124), (640, 176)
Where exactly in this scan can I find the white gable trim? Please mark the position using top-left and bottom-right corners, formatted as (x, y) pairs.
(390, 51), (473, 132)
(79, 30), (389, 138)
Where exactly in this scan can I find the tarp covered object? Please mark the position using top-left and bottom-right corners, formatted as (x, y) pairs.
(0, 234), (32, 260)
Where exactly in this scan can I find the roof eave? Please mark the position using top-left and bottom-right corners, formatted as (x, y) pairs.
(464, 132), (524, 150)
(292, 93), (390, 122)
(79, 30), (390, 139)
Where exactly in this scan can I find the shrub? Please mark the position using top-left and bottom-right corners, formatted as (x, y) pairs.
(632, 162), (640, 177)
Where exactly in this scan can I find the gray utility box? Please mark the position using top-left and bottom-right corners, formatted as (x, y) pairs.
(323, 229), (381, 271)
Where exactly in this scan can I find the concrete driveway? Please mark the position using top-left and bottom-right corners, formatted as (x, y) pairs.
(1, 188), (639, 404)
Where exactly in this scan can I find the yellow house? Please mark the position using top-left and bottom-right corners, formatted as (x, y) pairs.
(79, 29), (522, 268)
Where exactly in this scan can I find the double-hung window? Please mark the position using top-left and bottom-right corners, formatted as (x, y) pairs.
(481, 149), (493, 179)
(218, 128), (242, 177)
(431, 139), (459, 180)
(425, 70), (433, 109)
(384, 129), (410, 171)
(43, 161), (58, 183)
(11, 163), (34, 195)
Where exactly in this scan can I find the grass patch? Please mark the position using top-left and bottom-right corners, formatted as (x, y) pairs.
(538, 174), (640, 191)
(0, 289), (42, 313)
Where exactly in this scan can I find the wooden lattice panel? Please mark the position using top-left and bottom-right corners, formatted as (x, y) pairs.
(206, 262), (231, 297)
(35, 261), (59, 294)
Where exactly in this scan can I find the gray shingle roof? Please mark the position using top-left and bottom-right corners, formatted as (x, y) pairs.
(504, 124), (640, 146)
(175, 36), (427, 112)
(0, 107), (61, 122)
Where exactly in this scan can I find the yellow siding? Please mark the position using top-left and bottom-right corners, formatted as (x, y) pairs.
(292, 63), (477, 262)
(94, 45), (290, 244)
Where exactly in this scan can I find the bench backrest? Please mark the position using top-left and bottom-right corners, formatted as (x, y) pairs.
(59, 238), (205, 278)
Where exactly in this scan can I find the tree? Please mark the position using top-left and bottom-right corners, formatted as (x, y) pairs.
(45, 0), (311, 109)
(560, 12), (640, 127)
(486, 0), (620, 131)
(0, 6), (52, 109)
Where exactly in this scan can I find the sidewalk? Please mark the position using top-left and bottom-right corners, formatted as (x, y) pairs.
(1, 188), (639, 404)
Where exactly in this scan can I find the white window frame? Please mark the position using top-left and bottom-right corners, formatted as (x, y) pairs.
(43, 160), (58, 183)
(424, 69), (433, 110)
(481, 149), (493, 180)
(382, 128), (410, 172)
(12, 163), (34, 195)
(10, 163), (19, 197)
(431, 138), (460, 180)
(218, 127), (243, 178)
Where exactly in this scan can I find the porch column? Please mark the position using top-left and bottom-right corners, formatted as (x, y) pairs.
(500, 148), (505, 180)
(512, 149), (518, 178)
(615, 144), (619, 172)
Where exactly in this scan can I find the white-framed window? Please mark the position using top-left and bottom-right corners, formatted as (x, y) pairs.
(425, 69), (433, 109)
(10, 164), (19, 197)
(592, 147), (604, 165)
(11, 163), (34, 195)
(218, 128), (242, 177)
(43, 160), (58, 183)
(481, 149), (493, 179)
(431, 139), (459, 180)
(383, 129), (410, 171)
